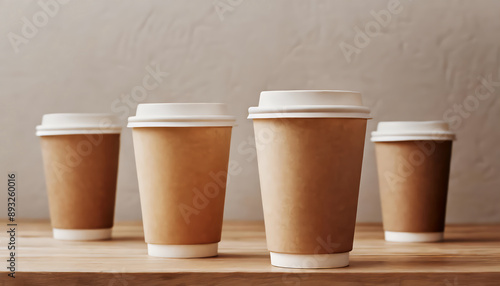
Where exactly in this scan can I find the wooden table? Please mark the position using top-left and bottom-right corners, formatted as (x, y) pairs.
(2, 221), (500, 285)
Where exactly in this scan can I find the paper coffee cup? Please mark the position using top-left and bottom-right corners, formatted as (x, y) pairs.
(371, 121), (455, 242)
(248, 90), (371, 268)
(128, 103), (235, 258)
(37, 113), (121, 241)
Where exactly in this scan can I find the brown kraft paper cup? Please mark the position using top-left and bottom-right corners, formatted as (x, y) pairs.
(254, 118), (367, 259)
(40, 134), (120, 236)
(132, 127), (231, 252)
(375, 140), (452, 238)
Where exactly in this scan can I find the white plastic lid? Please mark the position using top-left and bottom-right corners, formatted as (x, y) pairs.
(371, 121), (456, 142)
(127, 103), (236, 127)
(248, 90), (371, 119)
(36, 113), (122, 136)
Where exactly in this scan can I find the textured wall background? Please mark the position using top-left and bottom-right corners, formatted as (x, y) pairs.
(1, 0), (499, 222)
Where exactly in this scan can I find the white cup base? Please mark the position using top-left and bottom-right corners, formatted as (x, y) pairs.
(53, 228), (112, 241)
(384, 231), (444, 242)
(270, 251), (349, 269)
(147, 243), (218, 258)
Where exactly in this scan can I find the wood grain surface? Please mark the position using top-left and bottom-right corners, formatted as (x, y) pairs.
(1, 220), (499, 285)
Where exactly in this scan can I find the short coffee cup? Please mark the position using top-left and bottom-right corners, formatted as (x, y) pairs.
(371, 121), (455, 242)
(128, 103), (235, 258)
(37, 113), (121, 240)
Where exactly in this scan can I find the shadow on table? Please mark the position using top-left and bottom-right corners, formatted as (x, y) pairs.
(217, 253), (269, 259)
(110, 236), (145, 241)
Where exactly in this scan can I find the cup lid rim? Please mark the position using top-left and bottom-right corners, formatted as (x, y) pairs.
(260, 89), (361, 94)
(127, 103), (236, 127)
(371, 120), (456, 141)
(248, 90), (370, 119)
(36, 113), (122, 136)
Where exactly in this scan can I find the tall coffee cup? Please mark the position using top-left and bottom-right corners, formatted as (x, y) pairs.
(37, 113), (121, 240)
(248, 90), (371, 268)
(371, 121), (455, 242)
(128, 103), (235, 258)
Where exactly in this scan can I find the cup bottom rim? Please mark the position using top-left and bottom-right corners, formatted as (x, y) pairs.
(52, 228), (112, 241)
(384, 231), (444, 242)
(270, 251), (349, 269)
(147, 243), (218, 258)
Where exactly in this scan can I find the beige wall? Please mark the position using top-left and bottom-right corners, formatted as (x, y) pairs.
(1, 0), (499, 222)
